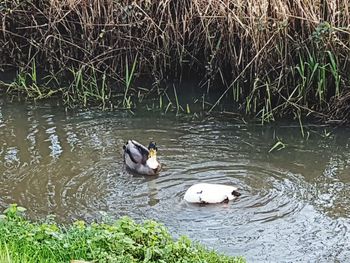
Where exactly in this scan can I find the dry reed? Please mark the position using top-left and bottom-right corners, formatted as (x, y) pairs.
(0, 0), (349, 121)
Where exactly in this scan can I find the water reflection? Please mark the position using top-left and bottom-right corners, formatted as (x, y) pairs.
(0, 99), (350, 262)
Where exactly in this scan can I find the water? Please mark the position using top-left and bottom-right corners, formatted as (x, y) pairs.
(0, 98), (350, 262)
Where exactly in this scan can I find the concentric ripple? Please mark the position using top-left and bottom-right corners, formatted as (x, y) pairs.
(1, 100), (350, 262)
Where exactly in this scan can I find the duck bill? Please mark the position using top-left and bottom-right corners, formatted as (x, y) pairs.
(148, 149), (157, 158)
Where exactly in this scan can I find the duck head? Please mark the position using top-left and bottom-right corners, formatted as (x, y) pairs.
(148, 141), (158, 159)
(146, 141), (161, 173)
(148, 141), (158, 152)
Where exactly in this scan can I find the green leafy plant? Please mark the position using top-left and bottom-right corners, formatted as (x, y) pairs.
(0, 205), (244, 263)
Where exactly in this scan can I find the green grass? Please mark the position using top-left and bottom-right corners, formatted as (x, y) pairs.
(0, 204), (244, 263)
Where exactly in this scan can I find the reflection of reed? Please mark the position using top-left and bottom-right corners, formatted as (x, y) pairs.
(0, 103), (31, 169)
(3, 147), (20, 169)
(311, 156), (350, 218)
(0, 102), (84, 217)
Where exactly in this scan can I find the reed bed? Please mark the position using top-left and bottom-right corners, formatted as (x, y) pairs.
(0, 0), (349, 122)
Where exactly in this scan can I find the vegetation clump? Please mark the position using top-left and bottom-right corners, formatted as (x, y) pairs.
(0, 204), (244, 263)
(0, 0), (349, 122)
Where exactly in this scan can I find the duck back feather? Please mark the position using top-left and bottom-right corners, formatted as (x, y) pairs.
(124, 140), (149, 164)
(123, 140), (161, 175)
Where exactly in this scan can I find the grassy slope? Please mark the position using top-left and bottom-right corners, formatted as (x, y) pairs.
(0, 205), (244, 263)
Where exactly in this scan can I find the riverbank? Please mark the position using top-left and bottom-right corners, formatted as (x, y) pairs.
(0, 204), (244, 263)
(0, 0), (349, 123)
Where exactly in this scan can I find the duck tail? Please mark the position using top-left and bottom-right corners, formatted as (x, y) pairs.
(232, 190), (241, 197)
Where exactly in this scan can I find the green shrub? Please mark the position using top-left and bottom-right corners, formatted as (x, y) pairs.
(0, 204), (244, 263)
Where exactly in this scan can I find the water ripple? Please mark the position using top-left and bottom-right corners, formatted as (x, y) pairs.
(1, 101), (350, 262)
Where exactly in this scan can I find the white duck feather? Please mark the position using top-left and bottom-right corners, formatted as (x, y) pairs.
(184, 183), (240, 204)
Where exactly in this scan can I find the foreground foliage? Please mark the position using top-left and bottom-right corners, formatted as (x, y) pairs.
(0, 204), (244, 263)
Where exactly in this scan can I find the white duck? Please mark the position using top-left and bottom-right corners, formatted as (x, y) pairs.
(184, 183), (241, 204)
(123, 140), (161, 176)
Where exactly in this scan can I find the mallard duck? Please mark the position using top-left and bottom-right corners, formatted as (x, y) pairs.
(184, 183), (241, 204)
(123, 140), (161, 175)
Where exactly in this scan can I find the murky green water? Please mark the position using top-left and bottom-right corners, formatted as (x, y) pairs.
(1, 98), (350, 262)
